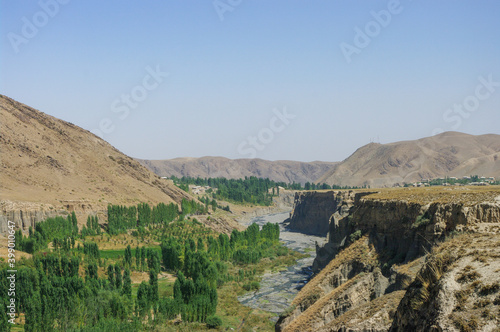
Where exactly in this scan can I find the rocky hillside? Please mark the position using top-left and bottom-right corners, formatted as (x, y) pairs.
(390, 233), (500, 331)
(138, 156), (337, 185)
(318, 132), (500, 188)
(285, 191), (371, 236)
(0, 95), (192, 233)
(276, 186), (500, 331)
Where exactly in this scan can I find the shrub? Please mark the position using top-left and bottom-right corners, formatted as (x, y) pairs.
(479, 282), (500, 296)
(456, 267), (481, 284)
(349, 230), (362, 242)
(206, 315), (222, 329)
(451, 313), (478, 332)
(242, 281), (260, 291)
(279, 305), (296, 319)
(412, 215), (431, 229)
(276, 246), (288, 256)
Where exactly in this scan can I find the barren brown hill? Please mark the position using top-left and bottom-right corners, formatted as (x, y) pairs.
(138, 156), (338, 185)
(318, 132), (500, 187)
(0, 94), (191, 210)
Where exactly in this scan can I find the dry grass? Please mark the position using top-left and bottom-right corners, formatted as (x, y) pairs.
(284, 275), (362, 332)
(321, 290), (406, 331)
(291, 236), (376, 307)
(403, 232), (500, 331)
(0, 95), (192, 211)
(364, 186), (500, 206)
(450, 313), (479, 332)
(409, 233), (500, 314)
(456, 266), (482, 284)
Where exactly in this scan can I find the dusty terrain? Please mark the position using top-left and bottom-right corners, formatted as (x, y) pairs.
(140, 132), (500, 189)
(0, 94), (192, 213)
(277, 187), (500, 331)
(138, 156), (338, 185)
(318, 131), (500, 187)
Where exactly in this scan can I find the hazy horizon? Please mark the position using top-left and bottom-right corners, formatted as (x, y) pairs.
(2, 1), (499, 162)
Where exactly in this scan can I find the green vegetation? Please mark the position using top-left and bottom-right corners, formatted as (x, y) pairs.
(404, 174), (500, 187)
(205, 315), (222, 328)
(15, 212), (79, 254)
(349, 230), (362, 243)
(1, 197), (297, 331)
(107, 200), (205, 235)
(81, 215), (101, 236)
(172, 176), (278, 205)
(171, 176), (365, 206)
(412, 214), (431, 229)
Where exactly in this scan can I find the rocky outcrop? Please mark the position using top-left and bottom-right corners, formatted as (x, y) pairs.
(389, 233), (500, 331)
(273, 189), (295, 210)
(276, 236), (418, 332)
(312, 191), (376, 272)
(285, 191), (358, 236)
(0, 200), (68, 234)
(277, 190), (500, 332)
(313, 194), (500, 274)
(0, 200), (107, 235)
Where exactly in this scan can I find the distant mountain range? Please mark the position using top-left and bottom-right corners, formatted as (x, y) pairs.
(140, 132), (500, 188)
(138, 157), (338, 185)
(318, 132), (500, 187)
(1, 95), (498, 197)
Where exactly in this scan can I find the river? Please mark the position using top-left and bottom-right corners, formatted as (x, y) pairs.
(237, 212), (327, 320)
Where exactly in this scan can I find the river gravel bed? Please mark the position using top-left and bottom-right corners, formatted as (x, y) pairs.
(237, 212), (327, 319)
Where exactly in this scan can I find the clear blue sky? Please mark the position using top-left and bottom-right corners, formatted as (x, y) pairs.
(1, 1), (499, 162)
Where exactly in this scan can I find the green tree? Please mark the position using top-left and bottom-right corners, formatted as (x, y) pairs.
(115, 265), (122, 290)
(24, 293), (42, 332)
(107, 264), (115, 289)
(149, 270), (159, 304)
(124, 245), (132, 267)
(135, 245), (140, 269)
(136, 281), (150, 316)
(0, 300), (10, 332)
(122, 268), (132, 298)
(161, 241), (181, 271)
(140, 246), (146, 271)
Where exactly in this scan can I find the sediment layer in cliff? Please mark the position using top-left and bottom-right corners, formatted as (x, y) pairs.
(285, 191), (360, 236)
(277, 187), (500, 332)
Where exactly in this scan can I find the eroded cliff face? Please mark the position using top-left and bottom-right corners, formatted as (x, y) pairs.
(0, 201), (65, 234)
(0, 200), (104, 235)
(389, 233), (500, 332)
(277, 190), (500, 332)
(285, 191), (358, 236)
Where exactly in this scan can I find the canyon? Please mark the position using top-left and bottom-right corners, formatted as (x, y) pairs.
(277, 187), (500, 331)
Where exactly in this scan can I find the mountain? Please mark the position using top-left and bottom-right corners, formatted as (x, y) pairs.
(140, 132), (500, 188)
(318, 132), (500, 187)
(0, 95), (191, 209)
(138, 157), (338, 185)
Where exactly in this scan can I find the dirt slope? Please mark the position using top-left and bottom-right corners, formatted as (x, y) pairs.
(138, 157), (337, 185)
(0, 94), (191, 209)
(318, 132), (500, 187)
(277, 188), (500, 331)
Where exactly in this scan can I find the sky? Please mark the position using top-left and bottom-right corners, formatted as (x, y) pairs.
(1, 1), (499, 162)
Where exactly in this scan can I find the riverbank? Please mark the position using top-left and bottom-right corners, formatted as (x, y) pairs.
(237, 212), (328, 320)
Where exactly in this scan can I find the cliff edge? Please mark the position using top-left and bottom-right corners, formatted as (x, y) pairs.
(277, 187), (500, 331)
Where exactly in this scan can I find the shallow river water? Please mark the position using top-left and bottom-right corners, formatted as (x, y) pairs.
(237, 212), (327, 319)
